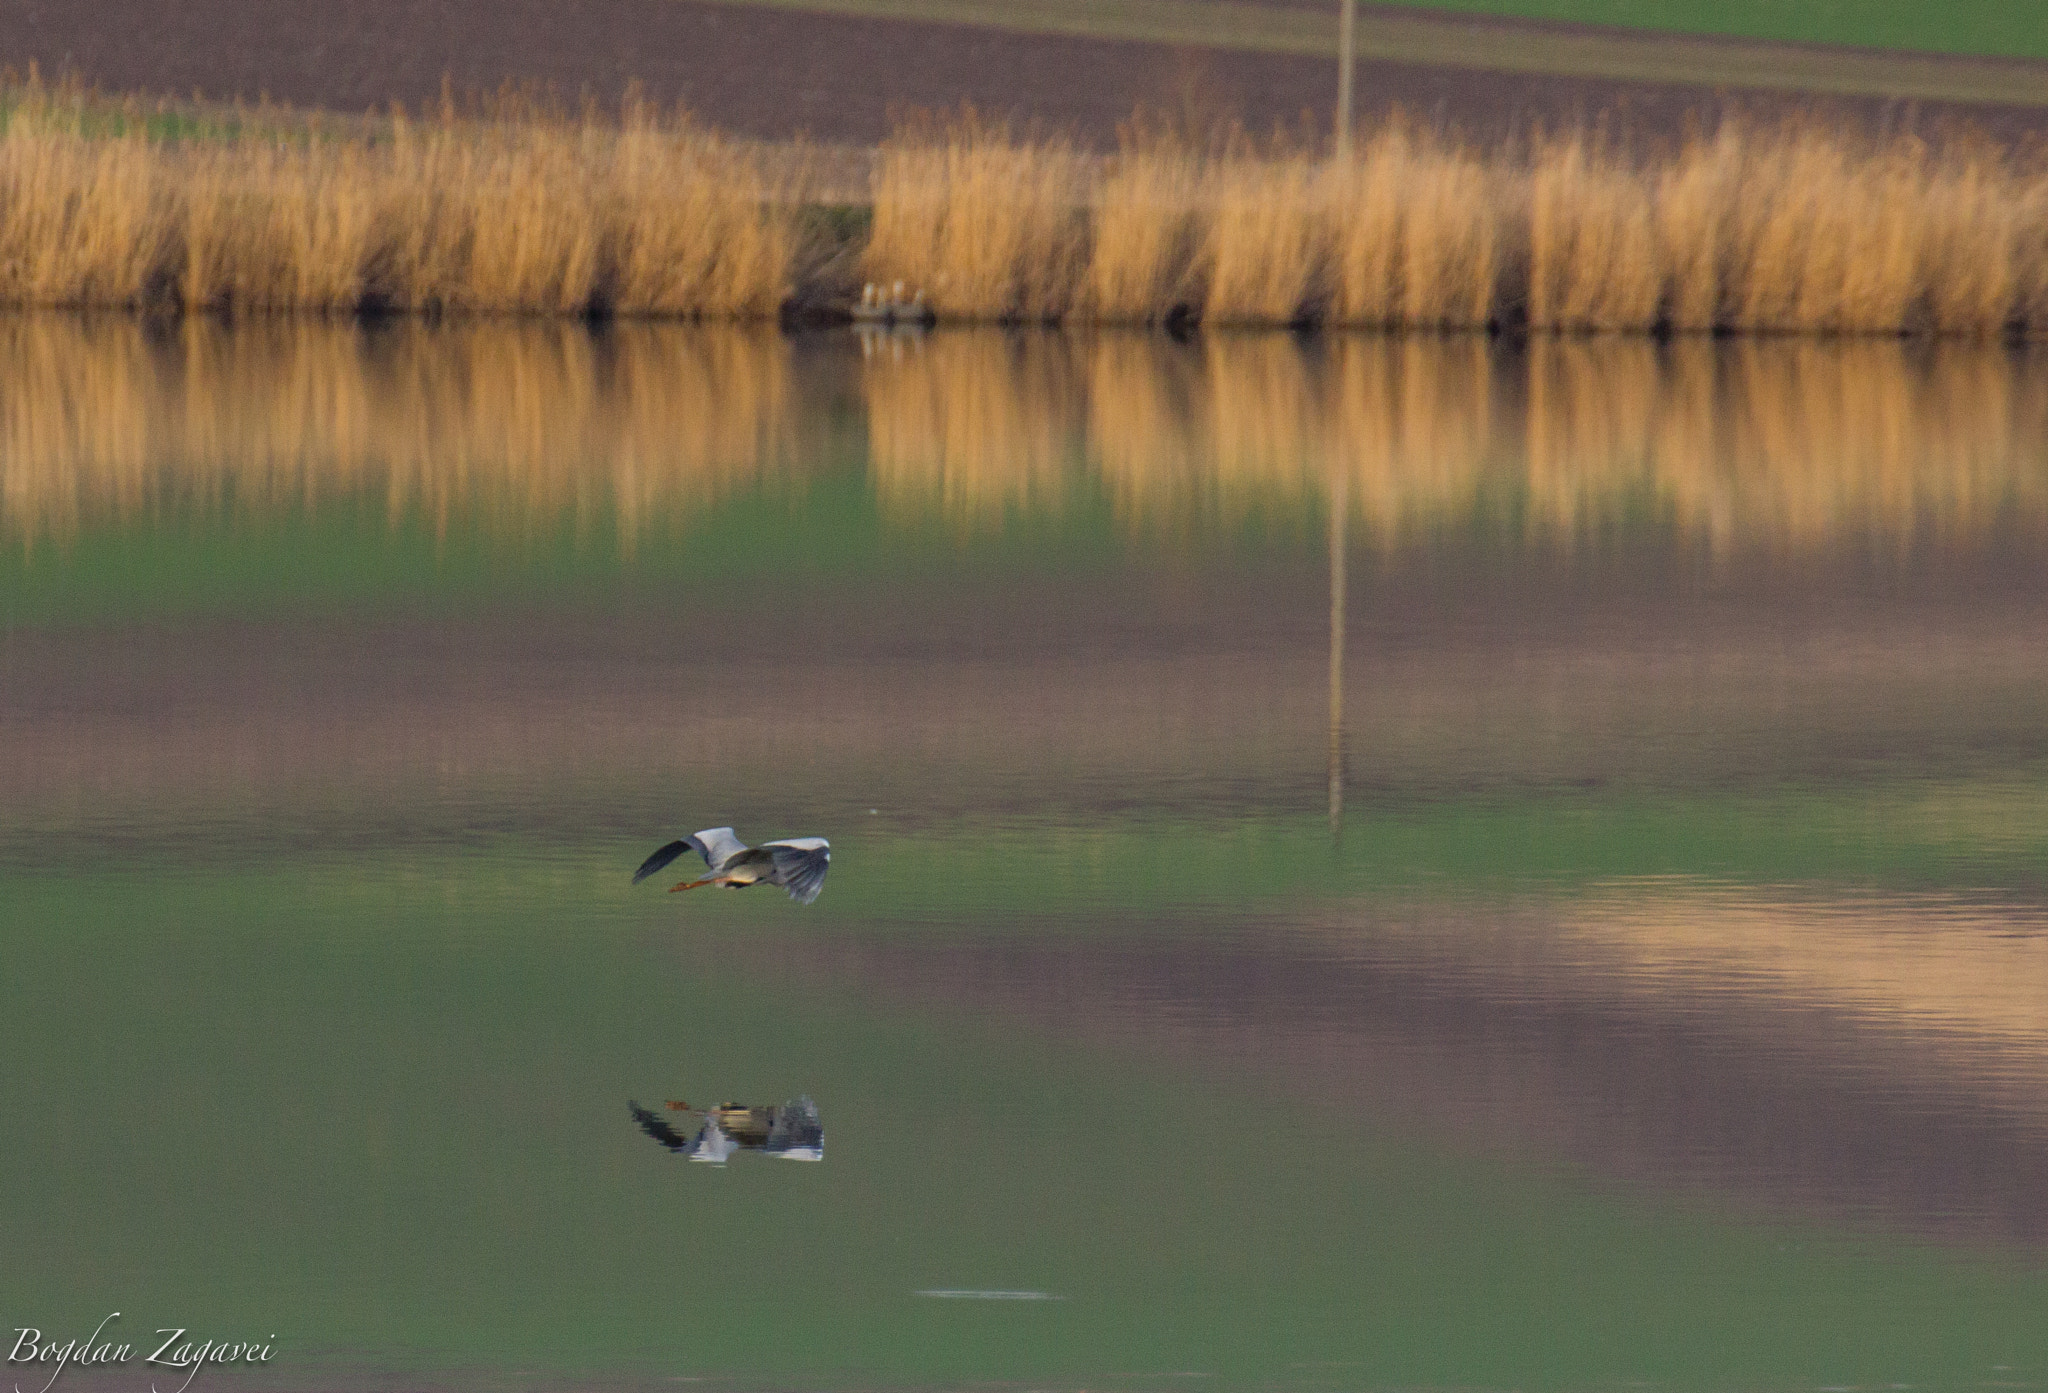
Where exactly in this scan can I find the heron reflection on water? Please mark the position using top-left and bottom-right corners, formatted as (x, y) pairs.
(633, 827), (831, 904)
(629, 1097), (825, 1162)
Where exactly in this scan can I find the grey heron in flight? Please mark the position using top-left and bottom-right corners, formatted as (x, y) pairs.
(632, 827), (831, 904)
(628, 1097), (825, 1162)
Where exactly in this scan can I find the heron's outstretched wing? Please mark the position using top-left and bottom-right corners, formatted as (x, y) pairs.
(690, 827), (751, 872)
(628, 1101), (691, 1152)
(691, 1117), (737, 1164)
(765, 1094), (825, 1154)
(632, 839), (697, 884)
(632, 827), (752, 883)
(764, 839), (830, 904)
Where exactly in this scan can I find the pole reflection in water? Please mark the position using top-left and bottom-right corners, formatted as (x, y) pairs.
(1328, 460), (1346, 840)
(628, 1097), (825, 1163)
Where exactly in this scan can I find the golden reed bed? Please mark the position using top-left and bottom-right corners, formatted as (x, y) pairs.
(6, 81), (2048, 332)
(6, 317), (2046, 554)
(0, 84), (793, 317)
(865, 120), (2048, 332)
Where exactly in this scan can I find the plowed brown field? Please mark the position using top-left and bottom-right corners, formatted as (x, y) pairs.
(6, 0), (2048, 146)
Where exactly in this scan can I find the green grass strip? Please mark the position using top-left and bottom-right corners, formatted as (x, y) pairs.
(1380, 0), (2048, 67)
(687, 0), (2048, 105)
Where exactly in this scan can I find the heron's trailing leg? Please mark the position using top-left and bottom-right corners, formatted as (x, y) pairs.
(670, 877), (722, 892)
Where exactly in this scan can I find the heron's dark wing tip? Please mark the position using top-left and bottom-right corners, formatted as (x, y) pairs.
(632, 839), (693, 884)
(629, 1100), (691, 1151)
(769, 844), (831, 904)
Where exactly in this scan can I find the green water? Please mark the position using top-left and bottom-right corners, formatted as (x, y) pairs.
(2, 320), (2045, 1391)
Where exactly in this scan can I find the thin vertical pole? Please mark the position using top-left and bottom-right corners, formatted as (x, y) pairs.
(1328, 466), (1347, 837)
(1335, 0), (1357, 161)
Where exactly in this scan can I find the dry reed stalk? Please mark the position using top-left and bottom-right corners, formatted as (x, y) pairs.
(605, 110), (793, 317)
(1084, 144), (1202, 323)
(1655, 128), (1743, 332)
(861, 142), (948, 304)
(1325, 126), (1419, 327)
(0, 125), (166, 306)
(1724, 127), (1926, 334)
(2017, 179), (2048, 333)
(227, 143), (380, 310)
(1396, 145), (1502, 329)
(1920, 152), (2020, 336)
(1722, 131), (1826, 331)
(864, 119), (1087, 321)
(1834, 144), (1930, 334)
(1526, 136), (1661, 331)
(438, 120), (603, 314)
(1198, 150), (1327, 325)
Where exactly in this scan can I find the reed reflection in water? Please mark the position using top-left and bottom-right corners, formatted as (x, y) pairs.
(5, 318), (2048, 558)
(0, 316), (808, 547)
(872, 331), (2048, 553)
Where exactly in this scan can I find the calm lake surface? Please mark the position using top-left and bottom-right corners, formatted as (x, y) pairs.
(3, 318), (2046, 1392)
